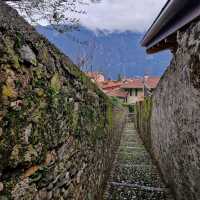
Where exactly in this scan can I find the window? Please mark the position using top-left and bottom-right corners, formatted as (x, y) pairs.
(130, 89), (133, 96)
(135, 89), (138, 96)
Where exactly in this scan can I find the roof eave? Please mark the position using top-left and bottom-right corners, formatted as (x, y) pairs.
(141, 0), (200, 53)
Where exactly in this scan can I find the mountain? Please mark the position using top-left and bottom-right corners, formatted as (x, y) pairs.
(37, 26), (172, 79)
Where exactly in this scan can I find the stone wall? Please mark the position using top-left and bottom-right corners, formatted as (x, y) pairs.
(0, 3), (127, 199)
(135, 97), (152, 152)
(135, 20), (200, 200)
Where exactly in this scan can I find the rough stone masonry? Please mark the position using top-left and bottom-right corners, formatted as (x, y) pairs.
(135, 20), (200, 200)
(0, 2), (126, 199)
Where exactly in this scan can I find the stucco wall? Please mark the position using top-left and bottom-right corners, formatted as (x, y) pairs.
(0, 3), (126, 199)
(127, 89), (143, 104)
(151, 20), (200, 200)
(135, 20), (200, 200)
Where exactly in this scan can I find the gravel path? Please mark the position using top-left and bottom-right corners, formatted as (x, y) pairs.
(103, 116), (174, 200)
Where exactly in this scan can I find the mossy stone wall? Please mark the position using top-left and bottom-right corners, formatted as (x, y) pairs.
(135, 97), (152, 152)
(0, 2), (126, 199)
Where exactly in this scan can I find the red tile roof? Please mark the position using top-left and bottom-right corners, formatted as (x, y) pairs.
(100, 81), (123, 90)
(105, 88), (128, 98)
(94, 77), (160, 98)
(121, 79), (144, 89)
(121, 77), (160, 89)
(144, 77), (160, 89)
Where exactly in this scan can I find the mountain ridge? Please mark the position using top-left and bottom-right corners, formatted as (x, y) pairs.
(37, 26), (171, 79)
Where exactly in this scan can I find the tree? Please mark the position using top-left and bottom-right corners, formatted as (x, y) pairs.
(75, 38), (96, 72)
(117, 73), (123, 81)
(4, 0), (100, 33)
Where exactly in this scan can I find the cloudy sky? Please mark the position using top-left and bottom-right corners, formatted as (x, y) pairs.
(80, 0), (167, 33)
(12, 0), (167, 33)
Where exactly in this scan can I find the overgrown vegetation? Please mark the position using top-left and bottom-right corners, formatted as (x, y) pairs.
(135, 97), (153, 152)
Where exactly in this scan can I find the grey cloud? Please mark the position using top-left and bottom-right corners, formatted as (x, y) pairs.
(11, 0), (167, 33)
(80, 0), (167, 33)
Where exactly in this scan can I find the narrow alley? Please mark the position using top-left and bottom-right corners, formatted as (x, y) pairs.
(1, 1), (200, 199)
(104, 115), (174, 200)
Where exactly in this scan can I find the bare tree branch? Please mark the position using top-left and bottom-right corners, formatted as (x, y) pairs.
(4, 0), (94, 32)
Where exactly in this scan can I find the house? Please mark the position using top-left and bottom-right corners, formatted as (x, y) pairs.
(121, 79), (144, 104)
(120, 76), (160, 104)
(100, 81), (128, 103)
(143, 76), (160, 97)
(105, 88), (128, 103)
(100, 81), (123, 92)
(86, 71), (160, 104)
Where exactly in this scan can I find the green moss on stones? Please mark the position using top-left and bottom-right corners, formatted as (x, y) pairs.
(143, 97), (152, 120)
(107, 103), (113, 129)
(50, 73), (61, 94)
(10, 144), (21, 161)
(2, 179), (16, 200)
(0, 12), (126, 199)
(30, 59), (37, 66)
(135, 97), (153, 152)
(2, 84), (16, 97)
(33, 65), (45, 80)
(3, 37), (20, 69)
(24, 145), (38, 162)
(15, 32), (24, 49)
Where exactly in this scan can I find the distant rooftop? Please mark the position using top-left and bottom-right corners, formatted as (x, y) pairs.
(144, 77), (160, 89)
(105, 89), (128, 98)
(121, 79), (144, 89)
(141, 0), (200, 54)
(121, 77), (160, 89)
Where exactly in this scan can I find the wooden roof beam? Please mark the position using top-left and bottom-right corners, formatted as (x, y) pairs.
(146, 33), (178, 54)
